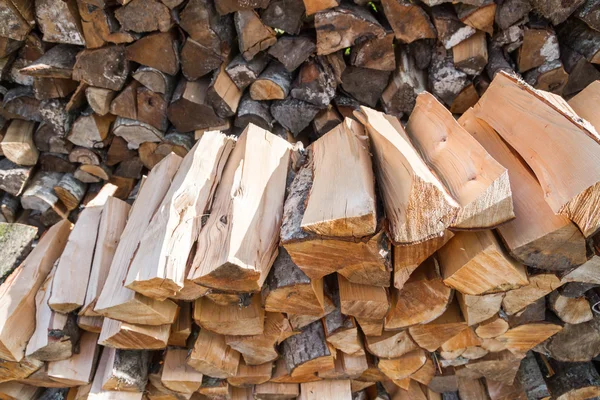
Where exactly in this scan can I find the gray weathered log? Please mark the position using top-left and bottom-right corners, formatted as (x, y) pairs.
(282, 319), (332, 375)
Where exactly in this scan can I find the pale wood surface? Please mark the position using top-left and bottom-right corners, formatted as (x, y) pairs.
(161, 348), (203, 394)
(502, 273), (562, 315)
(168, 301), (192, 347)
(408, 299), (468, 352)
(338, 275), (388, 320)
(88, 347), (143, 400)
(188, 329), (240, 379)
(47, 331), (99, 386)
(475, 315), (509, 339)
(299, 379), (351, 400)
(456, 292), (504, 326)
(98, 318), (170, 350)
(228, 359), (272, 387)
(194, 295), (265, 336)
(378, 349), (427, 381)
(548, 291), (593, 324)
(498, 323), (563, 354)
(568, 80), (600, 131)
(1, 120), (38, 166)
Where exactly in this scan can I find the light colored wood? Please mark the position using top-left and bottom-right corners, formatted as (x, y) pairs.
(101, 348), (148, 392)
(385, 256), (452, 330)
(94, 154), (182, 325)
(80, 196), (130, 317)
(458, 377), (488, 400)
(498, 323), (563, 354)
(473, 72), (600, 237)
(168, 301), (192, 347)
(189, 124), (292, 292)
(356, 318), (384, 337)
(193, 295), (264, 336)
(228, 360), (272, 387)
(49, 184), (118, 313)
(475, 315), (509, 339)
(197, 377), (232, 398)
(303, 0), (338, 15)
(86, 87), (116, 116)
(548, 292), (593, 324)
(269, 357), (320, 384)
(125, 132), (234, 300)
(452, 31), (488, 75)
(441, 327), (482, 352)
(0, 382), (41, 399)
(47, 332), (99, 386)
(98, 318), (170, 350)
(459, 109), (587, 271)
(88, 347), (143, 400)
(299, 380), (352, 400)
(254, 382), (299, 399)
(408, 299), (468, 352)
(301, 118), (376, 238)
(502, 273), (562, 315)
(438, 230), (528, 295)
(406, 92), (513, 229)
(0, 120), (38, 166)
(232, 386), (253, 400)
(78, 315), (103, 333)
(338, 275), (389, 320)
(364, 330), (418, 359)
(282, 320), (335, 377)
(568, 80), (600, 131)
(188, 329), (240, 379)
(378, 349), (427, 381)
(354, 106), (459, 244)
(226, 312), (294, 366)
(456, 292), (505, 326)
(0, 357), (44, 384)
(161, 348), (203, 394)
(561, 255), (600, 284)
(0, 219), (71, 362)
(411, 357), (435, 386)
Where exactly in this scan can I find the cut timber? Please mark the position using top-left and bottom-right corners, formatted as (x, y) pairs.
(88, 347), (143, 400)
(208, 62), (242, 118)
(282, 320), (335, 377)
(0, 219), (71, 362)
(254, 382), (299, 399)
(188, 329), (240, 379)
(381, 48), (427, 118)
(234, 10), (276, 61)
(168, 301), (192, 346)
(167, 78), (227, 133)
(384, 256), (452, 329)
(548, 292), (593, 324)
(188, 124), (291, 292)
(430, 5), (476, 49)
(72, 46), (129, 91)
(315, 4), (386, 55)
(225, 312), (294, 365)
(455, 2), (496, 34)
(161, 349), (202, 394)
(568, 80), (600, 132)
(100, 348), (148, 392)
(112, 118), (165, 150)
(457, 292), (504, 327)
(94, 154), (182, 325)
(408, 299), (467, 352)
(379, 349), (427, 381)
(0, 357), (43, 383)
(407, 92), (513, 229)
(381, 0), (436, 43)
(517, 28), (560, 73)
(125, 31), (179, 76)
(250, 62), (292, 100)
(263, 247), (325, 316)
(226, 53), (269, 90)
(498, 323), (563, 354)
(364, 330), (418, 359)
(452, 31), (488, 75)
(299, 380), (352, 400)
(80, 196), (130, 317)
(49, 184), (117, 313)
(1, 120), (38, 166)
(227, 360), (272, 387)
(125, 132), (233, 300)
(47, 331), (99, 386)
(535, 355), (600, 400)
(53, 173), (86, 210)
(98, 318), (170, 350)
(502, 273), (562, 315)
(459, 108), (587, 271)
(354, 106), (459, 244)
(338, 275), (389, 320)
(473, 72), (600, 237)
(35, 0), (84, 45)
(86, 87), (115, 116)
(323, 277), (364, 356)
(194, 295), (264, 336)
(0, 382), (41, 399)
(558, 18), (600, 65)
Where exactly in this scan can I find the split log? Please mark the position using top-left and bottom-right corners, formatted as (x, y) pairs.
(106, 137), (135, 166)
(33, 78), (78, 100)
(227, 360), (272, 387)
(33, 124), (73, 154)
(381, 0), (436, 43)
(167, 78), (226, 132)
(0, 382), (41, 399)
(313, 105), (343, 137)
(125, 31), (179, 75)
(0, 357), (43, 384)
(68, 110), (114, 149)
(0, 222), (36, 284)
(94, 154), (182, 325)
(349, 33), (395, 72)
(315, 4), (386, 55)
(456, 292), (504, 326)
(85, 88), (114, 117)
(46, 331), (99, 386)
(250, 62), (292, 100)
(384, 256), (452, 329)
(507, 297), (547, 327)
(194, 295), (264, 336)
(112, 118), (164, 150)
(225, 53), (269, 90)
(235, 10), (276, 61)
(269, 36), (316, 72)
(168, 301), (192, 347)
(428, 45), (470, 106)
(132, 66), (174, 95)
(378, 349), (427, 381)
(100, 348), (148, 391)
(534, 354), (600, 399)
(356, 318), (384, 337)
(271, 98), (322, 136)
(431, 5), (476, 49)
(125, 132), (233, 300)
(364, 330), (418, 359)
(515, 351), (549, 399)
(114, 0), (171, 33)
(72, 46), (129, 91)
(524, 60), (569, 94)
(39, 153), (75, 174)
(437, 231), (528, 295)
(502, 273), (562, 315)
(87, 347), (142, 399)
(558, 18), (600, 64)
(208, 61), (242, 118)
(0, 219), (70, 361)
(188, 329), (240, 379)
(536, 313), (600, 362)
(495, 0), (531, 30)
(234, 94), (273, 130)
(2, 86), (42, 121)
(188, 124), (291, 292)
(455, 2), (496, 34)
(452, 31), (487, 76)
(1, 119), (37, 166)
(408, 299), (467, 351)
(109, 81), (138, 120)
(341, 66), (390, 108)
(475, 315), (509, 339)
(137, 133), (192, 169)
(323, 277), (364, 356)
(215, 0), (269, 14)
(548, 291), (593, 324)
(338, 275), (389, 321)
(261, 0), (305, 34)
(282, 320), (335, 377)
(98, 318), (170, 349)
(0, 0), (33, 41)
(270, 357), (320, 383)
(517, 27), (560, 73)
(161, 348), (202, 394)
(459, 108), (587, 271)
(52, 173), (86, 210)
(568, 80), (600, 133)
(299, 380), (352, 400)
(354, 106), (459, 244)
(498, 322), (562, 354)
(0, 193), (20, 223)
(35, 0), (84, 45)
(381, 48), (426, 118)
(254, 382), (299, 399)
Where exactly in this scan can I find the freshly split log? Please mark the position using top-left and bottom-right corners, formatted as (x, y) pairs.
(517, 27), (560, 73)
(459, 108), (587, 271)
(168, 301), (192, 347)
(502, 273), (562, 315)
(455, 2), (496, 34)
(52, 173), (86, 210)
(456, 292), (504, 326)
(88, 346), (143, 400)
(408, 299), (468, 351)
(381, 0), (436, 43)
(0, 382), (41, 399)
(299, 380), (352, 400)
(353, 34), (395, 71)
(364, 330), (418, 359)
(161, 348), (203, 394)
(125, 132), (233, 300)
(498, 323), (563, 354)
(1, 119), (38, 166)
(188, 329), (240, 379)
(254, 382), (299, 399)
(282, 320), (335, 377)
(431, 5), (476, 49)
(194, 295), (265, 336)
(47, 332), (99, 386)
(0, 357), (44, 384)
(338, 275), (389, 321)
(323, 277), (364, 356)
(568, 80), (600, 133)
(98, 318), (170, 350)
(125, 31), (179, 76)
(475, 315), (509, 339)
(227, 360), (272, 387)
(355, 106), (459, 244)
(378, 349), (427, 381)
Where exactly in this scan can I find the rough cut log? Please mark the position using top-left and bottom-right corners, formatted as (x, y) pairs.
(268, 36), (315, 73)
(548, 291), (593, 324)
(378, 349), (427, 381)
(188, 329), (240, 379)
(534, 354), (600, 400)
(227, 359), (271, 387)
(459, 108), (587, 271)
(0, 357), (44, 384)
(452, 31), (487, 75)
(0, 382), (41, 399)
(568, 80), (600, 133)
(524, 59), (569, 94)
(341, 66), (390, 108)
(84, 88), (114, 117)
(254, 382), (299, 399)
(53, 173), (86, 210)
(407, 92), (513, 229)
(235, 94), (274, 130)
(250, 62), (292, 100)
(354, 106), (459, 244)
(428, 45), (470, 106)
(235, 10), (276, 61)
(112, 118), (164, 150)
(365, 330), (418, 359)
(261, 0), (305, 34)
(18, 44), (76, 79)
(431, 5), (476, 49)
(456, 292), (504, 326)
(35, 0), (84, 45)
(98, 318), (170, 350)
(2, 86), (43, 122)
(100, 348), (149, 392)
(315, 4), (386, 55)
(313, 105), (343, 137)
(381, 48), (426, 118)
(558, 18), (600, 64)
(225, 312), (294, 365)
(299, 380), (351, 400)
(194, 295), (264, 336)
(385, 256), (452, 329)
(114, 0), (171, 33)
(109, 81), (138, 120)
(408, 299), (467, 351)
(33, 124), (73, 154)
(338, 275), (388, 321)
(167, 78), (226, 132)
(282, 320), (335, 377)
(0, 219), (70, 362)
(437, 230), (528, 295)
(68, 110), (114, 149)
(498, 323), (563, 354)
(72, 46), (129, 91)
(381, 0), (436, 43)
(290, 57), (337, 109)
(168, 301), (192, 346)
(87, 346), (142, 399)
(517, 27), (560, 73)
(0, 0), (33, 41)
(46, 331), (98, 386)
(208, 61), (242, 118)
(94, 154), (182, 325)
(225, 53), (269, 90)
(502, 273), (562, 316)
(161, 348), (203, 394)
(188, 124), (291, 292)
(271, 98), (322, 136)
(350, 33), (395, 72)
(455, 2), (496, 34)
(126, 31), (179, 76)
(125, 132), (233, 300)
(0, 193), (20, 223)
(1, 120), (38, 168)
(0, 222), (36, 285)
(475, 315), (509, 338)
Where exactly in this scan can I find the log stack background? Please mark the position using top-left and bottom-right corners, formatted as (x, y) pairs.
(1, 0), (600, 398)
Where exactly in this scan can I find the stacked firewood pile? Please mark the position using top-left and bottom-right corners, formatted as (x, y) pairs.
(2, 71), (600, 399)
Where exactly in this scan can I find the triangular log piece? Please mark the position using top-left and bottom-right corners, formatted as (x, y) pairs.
(282, 320), (335, 377)
(456, 292), (504, 326)
(161, 348), (203, 394)
(46, 331), (99, 386)
(98, 318), (170, 350)
(193, 295), (265, 336)
(408, 299), (468, 352)
(502, 273), (562, 315)
(227, 359), (272, 387)
(187, 329), (240, 379)
(475, 315), (509, 339)
(364, 330), (418, 359)
(378, 349), (427, 381)
(338, 275), (389, 321)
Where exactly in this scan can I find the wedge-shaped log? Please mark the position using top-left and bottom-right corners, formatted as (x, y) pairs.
(100, 348), (148, 392)
(459, 108), (587, 271)
(126, 132), (234, 300)
(94, 154), (182, 325)
(338, 275), (389, 321)
(0, 357), (44, 384)
(354, 106), (459, 245)
(194, 295), (264, 336)
(381, 0), (436, 43)
(49, 184), (118, 313)
(535, 355), (600, 400)
(0, 382), (41, 399)
(227, 359), (272, 387)
(475, 315), (509, 339)
(456, 292), (504, 326)
(88, 346), (144, 400)
(0, 219), (71, 362)
(364, 330), (418, 359)
(408, 299), (468, 352)
(406, 92), (513, 229)
(438, 230), (528, 295)
(385, 256), (452, 330)
(188, 124), (291, 292)
(72, 46), (129, 91)
(282, 320), (335, 377)
(499, 323), (562, 354)
(502, 273), (562, 315)
(47, 331), (99, 386)
(548, 291), (593, 324)
(188, 329), (240, 379)
(1, 120), (38, 166)
(323, 276), (364, 356)
(99, 318), (170, 350)
(168, 301), (192, 347)
(299, 380), (352, 400)
(379, 349), (427, 381)
(161, 348), (202, 394)
(473, 72), (600, 237)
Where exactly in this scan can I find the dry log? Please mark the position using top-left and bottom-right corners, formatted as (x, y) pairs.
(0, 382), (42, 399)
(517, 27), (560, 73)
(524, 59), (569, 94)
(137, 133), (192, 170)
(188, 328), (240, 379)
(254, 382), (299, 399)
(126, 31), (179, 76)
(455, 2), (496, 34)
(261, 0), (305, 34)
(112, 118), (164, 150)
(507, 297), (547, 328)
(381, 48), (426, 118)
(475, 315), (509, 339)
(167, 78), (226, 132)
(87, 347), (143, 399)
(208, 61), (242, 118)
(194, 295), (264, 336)
(0, 0), (33, 41)
(364, 330), (418, 359)
(548, 291), (593, 324)
(428, 45), (470, 106)
(502, 273), (561, 315)
(35, 0), (84, 45)
(534, 353), (600, 400)
(114, 0), (171, 33)
(0, 357), (44, 384)
(338, 275), (388, 321)
(235, 94), (274, 130)
(271, 98), (322, 136)
(381, 0), (436, 43)
(33, 78), (78, 100)
(431, 5), (476, 49)
(98, 318), (170, 350)
(52, 173), (86, 210)
(225, 53), (269, 90)
(109, 81), (138, 120)
(457, 292), (504, 326)
(2, 86), (42, 121)
(452, 31), (487, 76)
(46, 331), (99, 386)
(282, 320), (335, 377)
(559, 18), (600, 64)
(269, 36), (315, 72)
(408, 299), (467, 351)
(235, 10), (276, 61)
(168, 301), (192, 347)
(0, 222), (36, 285)
(33, 124), (73, 154)
(498, 322), (562, 355)
(313, 105), (342, 136)
(72, 46), (129, 91)
(68, 110), (114, 149)
(1, 119), (37, 166)
(299, 380), (351, 399)
(161, 348), (203, 394)
(341, 66), (390, 108)
(494, 0), (531, 30)
(227, 360), (272, 387)
(250, 62), (292, 101)
(378, 349), (427, 381)
(459, 108), (587, 271)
